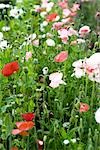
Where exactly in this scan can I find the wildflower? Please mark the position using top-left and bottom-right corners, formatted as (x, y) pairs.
(0, 32), (3, 41)
(0, 3), (10, 9)
(63, 9), (71, 18)
(79, 26), (91, 37)
(26, 33), (37, 44)
(2, 26), (10, 32)
(10, 7), (23, 19)
(22, 112), (35, 121)
(72, 68), (85, 78)
(52, 22), (63, 30)
(77, 38), (85, 44)
(58, 29), (69, 44)
(46, 39), (55, 46)
(95, 108), (100, 124)
(12, 121), (34, 136)
(67, 27), (78, 36)
(71, 138), (77, 143)
(1, 61), (19, 77)
(46, 13), (58, 22)
(54, 51), (68, 62)
(25, 51), (32, 61)
(71, 3), (80, 12)
(58, 1), (68, 9)
(79, 102), (90, 113)
(63, 139), (70, 145)
(63, 122), (70, 128)
(0, 40), (8, 50)
(49, 72), (66, 88)
(32, 39), (39, 47)
(42, 67), (48, 75)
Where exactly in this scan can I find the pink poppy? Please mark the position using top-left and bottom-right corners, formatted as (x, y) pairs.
(54, 51), (68, 62)
(58, 1), (68, 9)
(53, 22), (63, 30)
(49, 72), (66, 88)
(79, 26), (91, 37)
(25, 51), (32, 61)
(79, 102), (90, 113)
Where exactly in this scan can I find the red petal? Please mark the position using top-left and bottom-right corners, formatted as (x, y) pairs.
(22, 113), (35, 121)
(46, 13), (58, 22)
(18, 121), (34, 131)
(1, 61), (19, 77)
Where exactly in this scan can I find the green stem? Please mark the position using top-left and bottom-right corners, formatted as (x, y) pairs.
(26, 135), (30, 150)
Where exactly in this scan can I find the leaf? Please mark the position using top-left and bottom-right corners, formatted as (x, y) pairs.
(4, 113), (13, 138)
(60, 128), (67, 139)
(28, 100), (35, 112)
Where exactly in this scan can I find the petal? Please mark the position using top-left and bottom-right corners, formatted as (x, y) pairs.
(54, 51), (68, 62)
(12, 129), (22, 135)
(22, 113), (35, 121)
(19, 131), (29, 136)
(49, 72), (63, 81)
(18, 121), (34, 131)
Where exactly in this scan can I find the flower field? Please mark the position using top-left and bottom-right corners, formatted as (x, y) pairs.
(0, 0), (100, 149)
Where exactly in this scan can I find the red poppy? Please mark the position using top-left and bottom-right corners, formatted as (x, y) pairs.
(22, 112), (35, 121)
(1, 61), (19, 77)
(79, 102), (90, 113)
(54, 51), (68, 62)
(46, 13), (58, 22)
(12, 121), (34, 136)
(16, 121), (34, 131)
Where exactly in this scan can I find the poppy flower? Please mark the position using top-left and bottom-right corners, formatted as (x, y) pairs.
(1, 61), (19, 77)
(11, 146), (18, 150)
(95, 108), (100, 124)
(54, 51), (68, 62)
(16, 121), (34, 131)
(46, 13), (58, 22)
(12, 121), (34, 136)
(22, 112), (35, 121)
(79, 26), (91, 37)
(49, 72), (66, 88)
(79, 102), (90, 113)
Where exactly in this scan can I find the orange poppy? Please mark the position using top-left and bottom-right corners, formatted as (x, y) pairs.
(18, 121), (34, 131)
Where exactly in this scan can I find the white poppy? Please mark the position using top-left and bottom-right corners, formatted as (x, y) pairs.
(46, 39), (55, 46)
(95, 108), (100, 123)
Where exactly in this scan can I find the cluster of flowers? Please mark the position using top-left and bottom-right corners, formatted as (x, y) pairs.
(12, 112), (35, 136)
(33, 0), (91, 47)
(72, 53), (100, 83)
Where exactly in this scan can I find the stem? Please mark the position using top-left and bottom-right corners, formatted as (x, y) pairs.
(26, 135), (30, 150)
(85, 75), (88, 97)
(91, 81), (95, 111)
